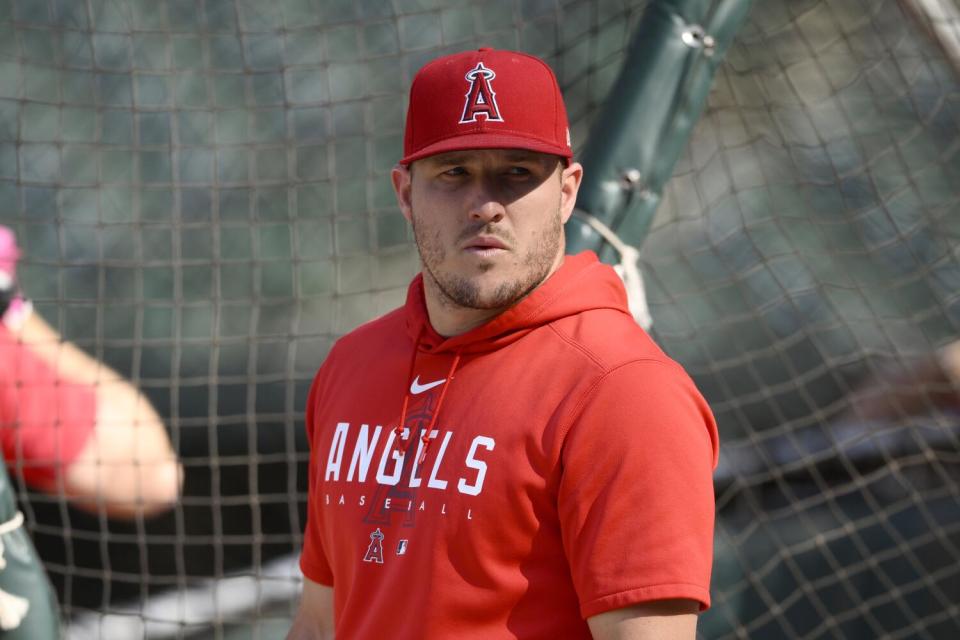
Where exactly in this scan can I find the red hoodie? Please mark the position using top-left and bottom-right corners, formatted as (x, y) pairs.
(300, 251), (718, 639)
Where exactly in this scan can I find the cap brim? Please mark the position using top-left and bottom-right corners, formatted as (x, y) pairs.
(400, 132), (573, 165)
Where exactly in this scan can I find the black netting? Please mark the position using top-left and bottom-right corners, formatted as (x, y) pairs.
(0, 1), (957, 638)
(651, 2), (960, 638)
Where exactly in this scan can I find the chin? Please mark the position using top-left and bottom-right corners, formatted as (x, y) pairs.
(472, 275), (538, 310)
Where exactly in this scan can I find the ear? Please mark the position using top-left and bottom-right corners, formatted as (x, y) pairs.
(559, 161), (583, 225)
(391, 164), (414, 224)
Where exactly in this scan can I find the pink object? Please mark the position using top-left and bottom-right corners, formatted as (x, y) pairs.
(0, 225), (19, 280)
(0, 324), (98, 486)
(0, 225), (26, 326)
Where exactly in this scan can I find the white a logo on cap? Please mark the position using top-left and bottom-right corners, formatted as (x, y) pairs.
(460, 62), (504, 124)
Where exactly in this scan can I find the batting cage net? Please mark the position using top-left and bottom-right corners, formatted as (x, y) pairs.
(0, 0), (958, 638)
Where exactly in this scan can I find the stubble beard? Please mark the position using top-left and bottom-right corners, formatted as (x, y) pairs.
(412, 206), (564, 312)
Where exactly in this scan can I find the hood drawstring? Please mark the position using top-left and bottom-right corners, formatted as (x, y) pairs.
(393, 328), (462, 467)
(416, 352), (460, 465)
(393, 326), (423, 451)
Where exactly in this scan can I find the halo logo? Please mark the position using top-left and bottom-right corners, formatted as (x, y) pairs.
(460, 62), (504, 124)
(363, 528), (385, 564)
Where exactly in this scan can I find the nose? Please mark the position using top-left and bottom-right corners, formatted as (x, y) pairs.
(469, 201), (505, 224)
(466, 181), (506, 224)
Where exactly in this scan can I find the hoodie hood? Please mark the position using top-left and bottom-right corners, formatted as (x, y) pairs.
(404, 251), (631, 355)
(390, 251), (633, 465)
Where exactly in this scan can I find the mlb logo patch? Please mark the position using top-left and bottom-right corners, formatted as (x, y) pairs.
(397, 539), (408, 555)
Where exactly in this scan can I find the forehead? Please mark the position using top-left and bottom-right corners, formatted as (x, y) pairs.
(418, 148), (554, 167)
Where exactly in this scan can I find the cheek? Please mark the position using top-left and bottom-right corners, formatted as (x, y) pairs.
(411, 188), (458, 229)
(513, 194), (561, 239)
(413, 197), (463, 239)
(518, 179), (561, 211)
(411, 205), (457, 260)
(413, 210), (455, 244)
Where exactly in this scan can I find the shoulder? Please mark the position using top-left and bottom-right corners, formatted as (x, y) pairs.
(548, 307), (681, 377)
(547, 310), (718, 464)
(325, 306), (408, 364)
(303, 305), (408, 436)
(307, 305), (409, 398)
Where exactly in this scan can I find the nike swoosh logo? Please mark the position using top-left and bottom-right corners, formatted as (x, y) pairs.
(410, 376), (446, 395)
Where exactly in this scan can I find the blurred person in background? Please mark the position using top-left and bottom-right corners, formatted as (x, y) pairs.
(0, 225), (182, 635)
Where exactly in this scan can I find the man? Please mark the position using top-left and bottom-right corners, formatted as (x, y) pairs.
(0, 225), (182, 635)
(288, 48), (718, 639)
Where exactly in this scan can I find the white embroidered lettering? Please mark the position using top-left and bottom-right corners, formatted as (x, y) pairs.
(324, 422), (350, 481)
(458, 436), (495, 496)
(347, 424), (382, 482)
(375, 428), (408, 486)
(427, 431), (453, 490)
(409, 429), (439, 487)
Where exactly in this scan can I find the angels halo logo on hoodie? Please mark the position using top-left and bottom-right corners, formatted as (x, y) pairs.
(363, 528), (385, 564)
(460, 62), (503, 124)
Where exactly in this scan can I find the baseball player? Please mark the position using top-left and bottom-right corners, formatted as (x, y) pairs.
(288, 48), (718, 639)
(0, 225), (182, 634)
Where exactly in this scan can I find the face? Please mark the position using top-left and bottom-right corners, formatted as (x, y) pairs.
(392, 149), (583, 316)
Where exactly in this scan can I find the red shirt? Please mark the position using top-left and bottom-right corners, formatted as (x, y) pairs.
(300, 252), (718, 638)
(0, 324), (96, 487)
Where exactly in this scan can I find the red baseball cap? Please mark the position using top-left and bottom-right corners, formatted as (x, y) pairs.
(400, 48), (573, 165)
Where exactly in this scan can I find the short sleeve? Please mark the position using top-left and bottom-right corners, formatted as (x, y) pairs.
(558, 359), (719, 619)
(299, 366), (335, 586)
(0, 325), (97, 487)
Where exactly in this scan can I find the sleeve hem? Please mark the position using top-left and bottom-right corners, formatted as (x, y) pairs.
(299, 557), (334, 587)
(580, 583), (712, 619)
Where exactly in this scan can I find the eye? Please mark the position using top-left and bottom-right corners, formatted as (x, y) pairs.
(441, 166), (467, 177)
(505, 166), (532, 177)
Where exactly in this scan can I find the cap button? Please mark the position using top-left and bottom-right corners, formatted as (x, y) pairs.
(478, 47), (492, 52)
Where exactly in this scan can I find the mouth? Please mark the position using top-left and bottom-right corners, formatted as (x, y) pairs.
(462, 235), (509, 256)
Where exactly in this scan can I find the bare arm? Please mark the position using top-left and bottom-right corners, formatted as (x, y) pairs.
(850, 340), (960, 420)
(287, 577), (335, 640)
(587, 599), (700, 640)
(14, 311), (182, 518)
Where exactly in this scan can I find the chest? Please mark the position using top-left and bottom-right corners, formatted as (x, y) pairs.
(309, 349), (585, 531)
